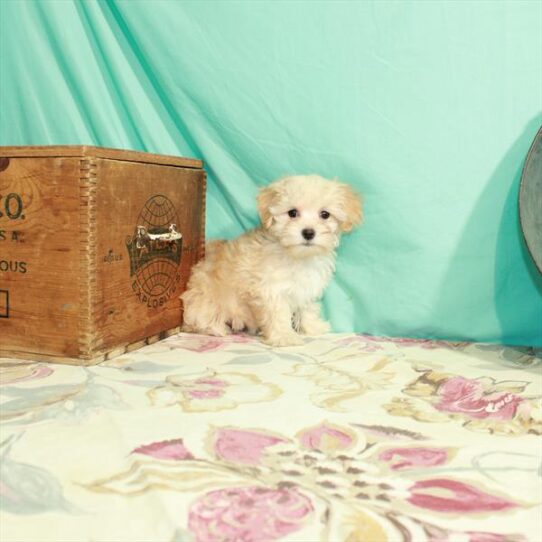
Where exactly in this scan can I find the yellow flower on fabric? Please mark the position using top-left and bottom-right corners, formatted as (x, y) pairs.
(0, 361), (53, 385)
(148, 372), (281, 412)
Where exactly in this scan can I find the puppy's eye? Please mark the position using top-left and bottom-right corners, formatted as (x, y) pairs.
(320, 210), (330, 220)
(287, 209), (298, 218)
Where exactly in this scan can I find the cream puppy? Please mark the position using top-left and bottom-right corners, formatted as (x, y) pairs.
(181, 174), (362, 346)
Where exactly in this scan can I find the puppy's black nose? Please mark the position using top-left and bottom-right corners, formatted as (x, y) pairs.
(302, 228), (315, 241)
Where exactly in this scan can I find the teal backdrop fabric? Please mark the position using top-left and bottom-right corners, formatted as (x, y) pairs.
(1, 0), (541, 345)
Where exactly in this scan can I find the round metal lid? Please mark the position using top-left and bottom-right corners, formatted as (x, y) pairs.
(519, 125), (542, 274)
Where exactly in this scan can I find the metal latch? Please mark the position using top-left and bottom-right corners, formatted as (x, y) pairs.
(136, 224), (182, 250)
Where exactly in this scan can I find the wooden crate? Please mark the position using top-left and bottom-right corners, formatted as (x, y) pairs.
(0, 146), (206, 365)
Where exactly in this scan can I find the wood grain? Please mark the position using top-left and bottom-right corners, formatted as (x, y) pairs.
(0, 146), (203, 169)
(93, 158), (204, 355)
(0, 157), (82, 358)
(0, 147), (205, 365)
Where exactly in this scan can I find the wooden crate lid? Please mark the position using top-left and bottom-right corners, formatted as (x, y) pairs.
(0, 145), (203, 169)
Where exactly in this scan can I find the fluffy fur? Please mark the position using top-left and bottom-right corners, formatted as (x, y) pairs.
(181, 174), (362, 346)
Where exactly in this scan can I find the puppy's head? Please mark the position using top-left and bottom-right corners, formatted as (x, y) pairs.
(257, 174), (362, 257)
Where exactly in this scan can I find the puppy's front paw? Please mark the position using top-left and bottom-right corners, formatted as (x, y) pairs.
(301, 319), (331, 336)
(263, 332), (304, 347)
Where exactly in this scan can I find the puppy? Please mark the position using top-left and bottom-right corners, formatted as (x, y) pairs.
(181, 174), (362, 346)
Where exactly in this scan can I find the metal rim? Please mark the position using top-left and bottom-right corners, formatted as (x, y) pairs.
(518, 125), (542, 275)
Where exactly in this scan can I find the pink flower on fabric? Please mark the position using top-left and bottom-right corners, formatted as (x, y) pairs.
(177, 335), (252, 353)
(426, 526), (524, 542)
(436, 377), (522, 420)
(188, 486), (313, 542)
(387, 337), (458, 349)
(379, 447), (448, 470)
(466, 533), (516, 542)
(408, 479), (517, 513)
(339, 334), (464, 352)
(182, 338), (227, 353)
(133, 438), (194, 460)
(214, 428), (287, 466)
(298, 422), (355, 453)
(186, 378), (228, 399)
(188, 389), (223, 399)
(0, 364), (54, 386)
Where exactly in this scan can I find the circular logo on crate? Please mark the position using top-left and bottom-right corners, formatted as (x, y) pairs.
(126, 194), (183, 308)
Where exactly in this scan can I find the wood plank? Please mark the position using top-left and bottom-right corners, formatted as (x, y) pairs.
(0, 146), (203, 169)
(92, 158), (205, 354)
(0, 157), (82, 357)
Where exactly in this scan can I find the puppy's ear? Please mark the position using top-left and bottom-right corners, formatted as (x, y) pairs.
(257, 185), (277, 228)
(337, 183), (363, 233)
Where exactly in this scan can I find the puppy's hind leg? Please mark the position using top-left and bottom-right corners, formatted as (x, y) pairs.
(181, 288), (230, 337)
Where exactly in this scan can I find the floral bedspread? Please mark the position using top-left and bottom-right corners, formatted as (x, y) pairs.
(1, 333), (541, 542)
